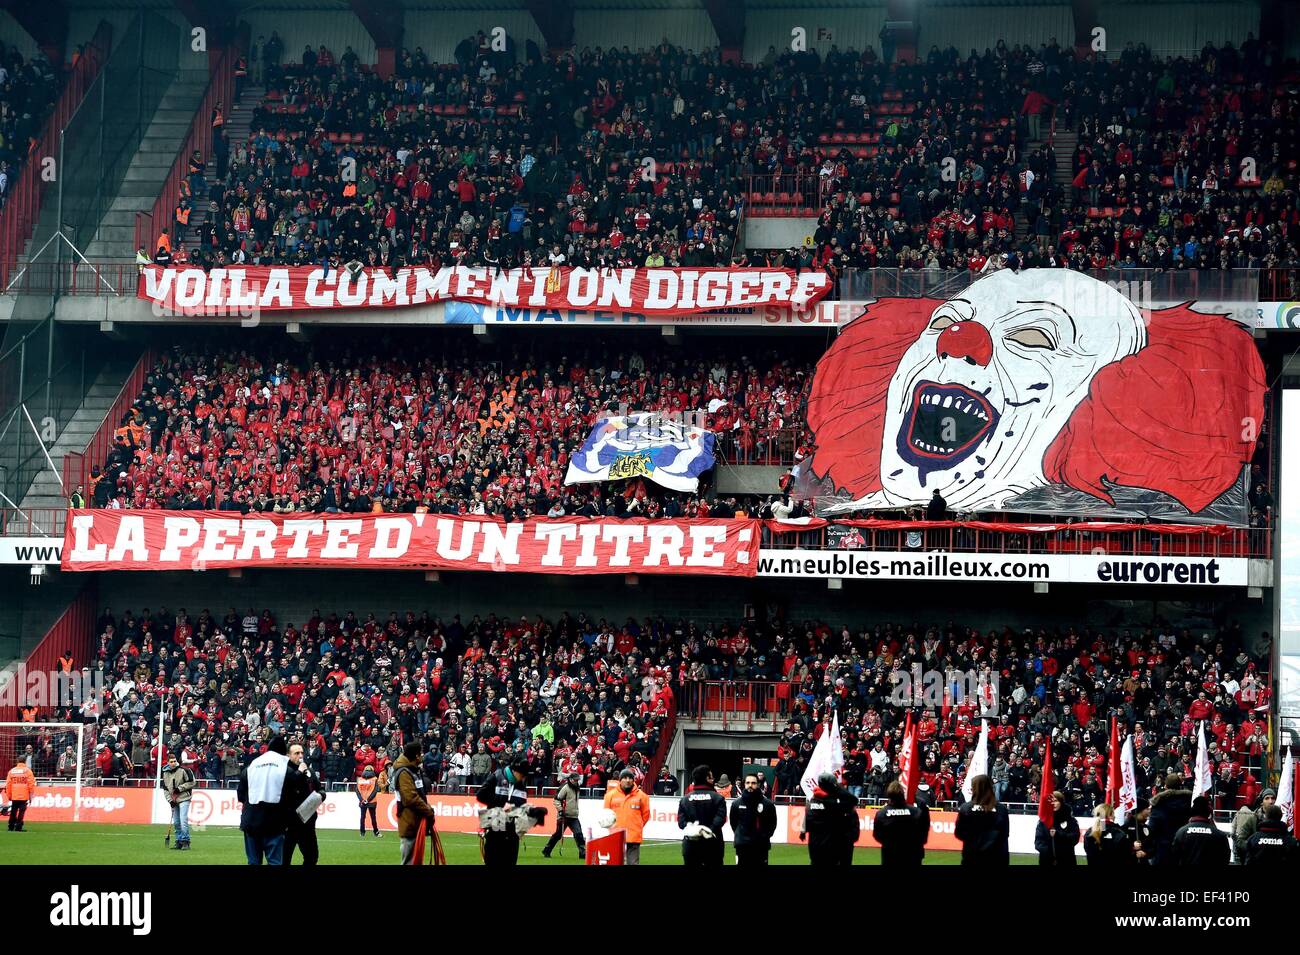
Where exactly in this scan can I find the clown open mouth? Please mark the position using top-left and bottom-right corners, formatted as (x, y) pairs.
(898, 382), (1000, 468)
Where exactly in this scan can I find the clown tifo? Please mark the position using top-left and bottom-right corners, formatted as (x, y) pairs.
(806, 268), (1265, 514)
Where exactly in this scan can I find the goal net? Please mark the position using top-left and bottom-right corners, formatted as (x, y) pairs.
(0, 722), (93, 821)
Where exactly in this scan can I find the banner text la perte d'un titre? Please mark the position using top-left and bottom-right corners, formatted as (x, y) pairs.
(138, 266), (832, 317)
(61, 512), (759, 576)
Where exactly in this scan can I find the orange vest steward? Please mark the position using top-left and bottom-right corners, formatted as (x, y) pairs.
(6, 764), (36, 801)
(603, 785), (650, 844)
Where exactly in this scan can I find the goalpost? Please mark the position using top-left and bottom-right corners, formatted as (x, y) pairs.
(0, 722), (92, 822)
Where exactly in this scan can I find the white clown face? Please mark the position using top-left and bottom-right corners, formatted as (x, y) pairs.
(874, 269), (1147, 510)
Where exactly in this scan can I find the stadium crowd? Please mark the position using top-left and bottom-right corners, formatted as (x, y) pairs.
(17, 604), (678, 795)
(0, 41), (63, 211)
(85, 339), (816, 514)
(677, 616), (1275, 817)
(155, 33), (1298, 281)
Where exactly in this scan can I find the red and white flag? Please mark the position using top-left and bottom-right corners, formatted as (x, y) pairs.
(800, 710), (844, 798)
(960, 719), (990, 801)
(1277, 748), (1295, 835)
(897, 712), (921, 803)
(1116, 735), (1138, 826)
(1038, 736), (1054, 828)
(1193, 721), (1213, 799)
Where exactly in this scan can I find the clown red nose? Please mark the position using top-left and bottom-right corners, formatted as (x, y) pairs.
(937, 321), (993, 367)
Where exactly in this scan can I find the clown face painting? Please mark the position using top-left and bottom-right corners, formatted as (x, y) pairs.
(805, 269), (1266, 517)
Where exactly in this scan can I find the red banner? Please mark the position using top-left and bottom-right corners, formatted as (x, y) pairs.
(138, 266), (832, 316)
(60, 511), (759, 576)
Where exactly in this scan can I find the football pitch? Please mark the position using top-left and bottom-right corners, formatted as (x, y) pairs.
(3, 824), (1039, 865)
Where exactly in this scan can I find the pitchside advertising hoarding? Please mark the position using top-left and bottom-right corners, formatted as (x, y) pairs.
(21, 786), (1235, 856)
(48, 511), (1261, 586)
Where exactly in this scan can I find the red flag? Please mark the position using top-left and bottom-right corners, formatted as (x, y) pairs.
(899, 712), (920, 803)
(1105, 716), (1122, 807)
(1038, 737), (1054, 828)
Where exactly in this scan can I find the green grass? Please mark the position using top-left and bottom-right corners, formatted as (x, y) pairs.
(2, 824), (1038, 865)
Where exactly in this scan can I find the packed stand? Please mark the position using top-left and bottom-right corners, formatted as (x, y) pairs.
(16, 605), (679, 795)
(678, 616), (1272, 816)
(0, 42), (63, 210)
(86, 338), (817, 515)
(806, 37), (1299, 276)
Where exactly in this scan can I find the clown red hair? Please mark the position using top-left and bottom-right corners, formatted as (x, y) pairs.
(1043, 304), (1266, 512)
(806, 298), (940, 495)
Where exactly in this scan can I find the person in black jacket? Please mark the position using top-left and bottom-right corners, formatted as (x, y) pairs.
(872, 781), (930, 866)
(1147, 773), (1193, 865)
(1242, 805), (1298, 865)
(678, 765), (726, 867)
(1034, 791), (1081, 865)
(237, 735), (294, 865)
(476, 755), (546, 867)
(954, 774), (1010, 866)
(1084, 803), (1135, 866)
(1171, 796), (1230, 865)
(801, 772), (860, 866)
(729, 772), (777, 865)
(283, 742), (322, 865)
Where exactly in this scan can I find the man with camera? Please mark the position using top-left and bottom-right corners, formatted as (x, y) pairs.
(476, 754), (547, 866)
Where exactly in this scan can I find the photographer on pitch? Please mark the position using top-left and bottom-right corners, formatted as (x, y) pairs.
(237, 735), (293, 865)
(476, 754), (547, 866)
(543, 771), (585, 859)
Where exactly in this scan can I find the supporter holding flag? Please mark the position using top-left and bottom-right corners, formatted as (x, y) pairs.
(1034, 791), (1080, 865)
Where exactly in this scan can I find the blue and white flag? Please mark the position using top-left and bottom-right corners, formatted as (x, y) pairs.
(565, 411), (716, 493)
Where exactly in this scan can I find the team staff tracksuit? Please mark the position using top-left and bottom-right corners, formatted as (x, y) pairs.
(1083, 822), (1135, 865)
(803, 784), (860, 866)
(678, 784), (726, 866)
(283, 762), (322, 865)
(729, 790), (778, 865)
(1242, 820), (1298, 865)
(872, 802), (930, 866)
(1171, 813), (1230, 865)
(1034, 808), (1081, 865)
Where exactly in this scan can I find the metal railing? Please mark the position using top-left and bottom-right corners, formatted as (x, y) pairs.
(680, 680), (790, 731)
(0, 23), (113, 290)
(136, 30), (248, 257)
(714, 427), (804, 466)
(61, 347), (153, 499)
(761, 520), (1271, 558)
(746, 172), (822, 213)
